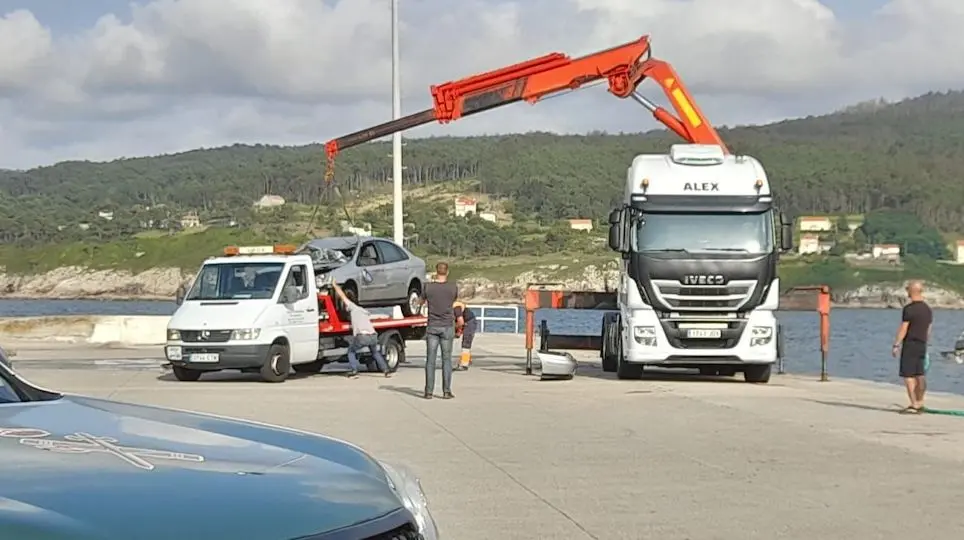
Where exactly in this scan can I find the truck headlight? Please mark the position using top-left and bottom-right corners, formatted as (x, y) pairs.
(750, 326), (773, 346)
(633, 326), (657, 346)
(230, 328), (261, 340)
(381, 462), (439, 540)
(167, 329), (181, 341)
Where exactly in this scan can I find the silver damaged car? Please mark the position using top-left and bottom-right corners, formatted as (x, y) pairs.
(297, 236), (427, 316)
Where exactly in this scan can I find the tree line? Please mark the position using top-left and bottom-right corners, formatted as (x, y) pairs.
(2, 90), (964, 246)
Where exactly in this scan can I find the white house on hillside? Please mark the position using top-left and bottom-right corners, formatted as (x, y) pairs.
(454, 196), (477, 217)
(798, 216), (832, 232)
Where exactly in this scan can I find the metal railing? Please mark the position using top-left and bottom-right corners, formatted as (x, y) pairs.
(468, 305), (520, 334)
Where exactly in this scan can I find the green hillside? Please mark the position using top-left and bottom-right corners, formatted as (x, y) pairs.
(3, 90), (964, 292)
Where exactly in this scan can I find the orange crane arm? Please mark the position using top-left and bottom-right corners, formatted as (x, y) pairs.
(323, 35), (726, 181)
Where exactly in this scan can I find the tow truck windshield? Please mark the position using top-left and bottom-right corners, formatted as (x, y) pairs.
(186, 262), (285, 300)
(634, 210), (775, 255)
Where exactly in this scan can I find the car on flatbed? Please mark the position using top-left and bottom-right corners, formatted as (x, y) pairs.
(165, 244), (428, 382)
(0, 360), (440, 539)
(297, 236), (426, 317)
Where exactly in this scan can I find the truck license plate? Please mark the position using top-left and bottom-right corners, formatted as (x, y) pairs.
(190, 353), (220, 363)
(687, 329), (722, 339)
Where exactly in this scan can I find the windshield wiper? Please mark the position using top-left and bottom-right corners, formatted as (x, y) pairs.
(703, 248), (751, 253)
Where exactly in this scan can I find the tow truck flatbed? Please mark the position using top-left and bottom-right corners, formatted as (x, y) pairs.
(316, 293), (427, 334)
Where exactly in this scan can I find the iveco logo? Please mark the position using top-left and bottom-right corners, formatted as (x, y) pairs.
(682, 275), (726, 285)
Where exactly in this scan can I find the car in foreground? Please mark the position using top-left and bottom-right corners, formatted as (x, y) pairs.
(0, 362), (439, 539)
(297, 236), (426, 316)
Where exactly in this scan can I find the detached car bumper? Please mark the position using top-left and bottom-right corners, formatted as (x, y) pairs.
(165, 343), (270, 370)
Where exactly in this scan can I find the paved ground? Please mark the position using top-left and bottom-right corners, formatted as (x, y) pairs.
(10, 334), (964, 539)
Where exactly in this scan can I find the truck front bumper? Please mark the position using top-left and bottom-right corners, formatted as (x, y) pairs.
(165, 343), (271, 370)
(622, 310), (778, 366)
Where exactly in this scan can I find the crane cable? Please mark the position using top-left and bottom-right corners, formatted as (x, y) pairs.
(300, 158), (356, 241)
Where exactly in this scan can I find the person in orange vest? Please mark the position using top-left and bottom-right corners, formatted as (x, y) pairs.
(453, 301), (477, 370)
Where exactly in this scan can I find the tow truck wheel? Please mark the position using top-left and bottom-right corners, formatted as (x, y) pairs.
(743, 364), (772, 384)
(172, 365), (202, 382)
(261, 343), (291, 383)
(401, 280), (422, 317)
(376, 332), (404, 373)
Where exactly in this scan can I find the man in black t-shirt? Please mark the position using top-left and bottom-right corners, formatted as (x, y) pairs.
(892, 280), (933, 413)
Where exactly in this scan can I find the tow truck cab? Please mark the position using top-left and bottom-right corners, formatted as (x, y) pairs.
(165, 244), (323, 380)
(606, 144), (794, 383)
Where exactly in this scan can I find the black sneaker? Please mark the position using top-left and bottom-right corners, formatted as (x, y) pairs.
(442, 392), (455, 399)
(383, 371), (392, 378)
(422, 391), (433, 399)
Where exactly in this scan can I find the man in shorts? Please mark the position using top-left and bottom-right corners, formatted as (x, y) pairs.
(891, 280), (932, 413)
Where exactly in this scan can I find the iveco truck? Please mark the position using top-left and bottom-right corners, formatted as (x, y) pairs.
(602, 144), (793, 383)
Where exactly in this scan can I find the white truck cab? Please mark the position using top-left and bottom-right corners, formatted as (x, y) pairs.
(165, 244), (321, 382)
(604, 144), (793, 383)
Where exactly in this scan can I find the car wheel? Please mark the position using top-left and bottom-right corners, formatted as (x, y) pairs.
(401, 280), (422, 317)
(260, 343), (290, 383)
(172, 365), (202, 382)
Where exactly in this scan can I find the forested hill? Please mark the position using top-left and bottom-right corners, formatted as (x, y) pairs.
(2, 90), (964, 245)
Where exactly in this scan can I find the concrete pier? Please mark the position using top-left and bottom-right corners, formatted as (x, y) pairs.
(11, 333), (964, 539)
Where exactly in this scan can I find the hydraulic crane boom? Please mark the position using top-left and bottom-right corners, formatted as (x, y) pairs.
(323, 35), (727, 180)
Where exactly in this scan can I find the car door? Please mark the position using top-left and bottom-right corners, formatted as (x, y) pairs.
(374, 240), (408, 300)
(354, 241), (386, 303)
(278, 264), (317, 363)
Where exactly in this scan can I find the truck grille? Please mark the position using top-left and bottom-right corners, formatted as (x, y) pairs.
(651, 280), (756, 311)
(180, 330), (232, 343)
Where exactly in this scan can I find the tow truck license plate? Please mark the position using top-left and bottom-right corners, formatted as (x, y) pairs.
(190, 353), (220, 363)
(686, 329), (722, 339)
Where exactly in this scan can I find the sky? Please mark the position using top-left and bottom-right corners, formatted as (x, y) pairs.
(0, 0), (960, 169)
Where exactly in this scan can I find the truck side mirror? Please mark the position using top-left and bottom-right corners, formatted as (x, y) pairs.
(779, 214), (793, 252)
(608, 207), (630, 253)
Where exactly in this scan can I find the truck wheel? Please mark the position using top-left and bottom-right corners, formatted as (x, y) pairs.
(743, 364), (771, 384)
(600, 313), (619, 373)
(400, 280), (422, 317)
(172, 365), (202, 382)
(377, 332), (405, 373)
(615, 337), (643, 380)
(260, 343), (290, 383)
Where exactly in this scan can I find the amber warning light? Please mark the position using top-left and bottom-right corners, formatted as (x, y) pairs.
(223, 245), (296, 256)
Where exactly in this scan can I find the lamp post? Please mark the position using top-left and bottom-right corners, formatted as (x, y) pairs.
(391, 0), (403, 245)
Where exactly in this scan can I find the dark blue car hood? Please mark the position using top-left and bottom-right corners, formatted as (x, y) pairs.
(0, 396), (405, 540)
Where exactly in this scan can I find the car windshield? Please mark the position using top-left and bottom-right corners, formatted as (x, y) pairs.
(634, 210), (775, 254)
(186, 262), (285, 300)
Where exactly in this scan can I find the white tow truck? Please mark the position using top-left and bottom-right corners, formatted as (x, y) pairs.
(604, 144), (794, 383)
(164, 245), (427, 382)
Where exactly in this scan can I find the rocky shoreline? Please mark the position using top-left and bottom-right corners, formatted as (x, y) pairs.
(1, 264), (963, 309)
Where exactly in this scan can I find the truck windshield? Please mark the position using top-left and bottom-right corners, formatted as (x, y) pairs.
(634, 210), (774, 254)
(186, 262), (285, 300)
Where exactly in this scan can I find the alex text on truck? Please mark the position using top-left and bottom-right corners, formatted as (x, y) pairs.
(602, 144), (794, 383)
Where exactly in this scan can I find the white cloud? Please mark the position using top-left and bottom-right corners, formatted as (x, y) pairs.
(0, 0), (961, 168)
